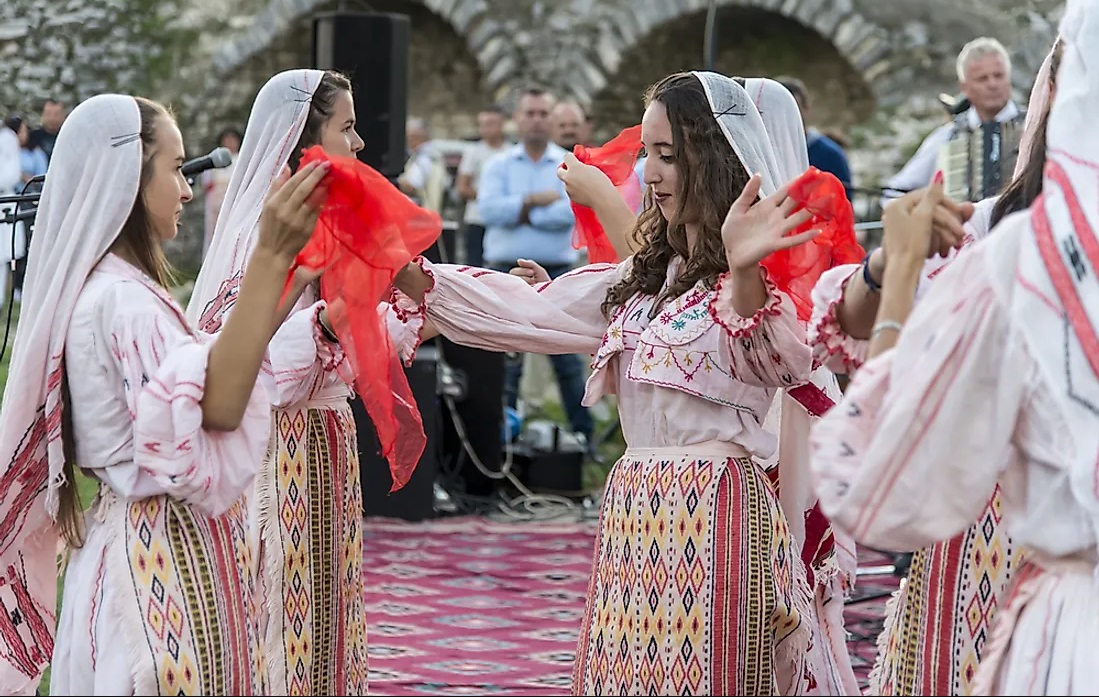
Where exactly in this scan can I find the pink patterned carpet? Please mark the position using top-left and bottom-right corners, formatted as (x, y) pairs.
(363, 516), (900, 696)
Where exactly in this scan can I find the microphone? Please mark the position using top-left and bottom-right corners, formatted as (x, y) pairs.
(938, 93), (971, 117)
(182, 147), (233, 178)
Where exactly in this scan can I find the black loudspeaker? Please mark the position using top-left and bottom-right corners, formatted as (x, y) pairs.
(313, 12), (409, 178)
(436, 339), (505, 497)
(355, 344), (440, 521)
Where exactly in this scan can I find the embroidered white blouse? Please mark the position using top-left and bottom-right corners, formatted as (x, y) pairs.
(50, 253), (271, 695)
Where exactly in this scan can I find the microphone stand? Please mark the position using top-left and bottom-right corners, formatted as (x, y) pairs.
(0, 178), (41, 361)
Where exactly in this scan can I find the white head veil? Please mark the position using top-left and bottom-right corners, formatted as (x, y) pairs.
(691, 71), (784, 197)
(0, 94), (143, 693)
(187, 69), (324, 329)
(743, 77), (809, 186)
(1010, 0), (1099, 561)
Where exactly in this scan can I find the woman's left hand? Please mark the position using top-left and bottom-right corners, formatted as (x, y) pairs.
(293, 265), (323, 287)
(721, 173), (819, 271)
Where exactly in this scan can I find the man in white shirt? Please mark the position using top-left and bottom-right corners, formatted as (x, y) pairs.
(883, 37), (1021, 204)
(455, 105), (509, 265)
(399, 117), (446, 212)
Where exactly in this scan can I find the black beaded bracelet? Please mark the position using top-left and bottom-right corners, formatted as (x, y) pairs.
(862, 252), (883, 293)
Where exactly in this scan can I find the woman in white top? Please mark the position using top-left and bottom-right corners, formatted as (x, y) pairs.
(0, 93), (326, 695)
(811, 2), (1099, 692)
(809, 38), (1061, 696)
(186, 69), (373, 696)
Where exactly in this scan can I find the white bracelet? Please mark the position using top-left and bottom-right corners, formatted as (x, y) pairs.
(871, 320), (904, 339)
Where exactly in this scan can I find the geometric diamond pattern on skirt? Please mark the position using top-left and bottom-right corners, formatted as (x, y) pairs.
(363, 516), (600, 696)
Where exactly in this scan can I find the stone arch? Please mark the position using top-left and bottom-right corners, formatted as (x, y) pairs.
(591, 0), (897, 106)
(588, 4), (881, 138)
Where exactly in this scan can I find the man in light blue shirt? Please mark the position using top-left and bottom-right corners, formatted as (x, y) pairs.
(478, 89), (578, 267)
(476, 87), (592, 448)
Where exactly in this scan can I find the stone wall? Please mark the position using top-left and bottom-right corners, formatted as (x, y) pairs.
(0, 0), (192, 114)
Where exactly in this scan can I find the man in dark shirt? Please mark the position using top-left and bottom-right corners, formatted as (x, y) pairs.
(775, 77), (854, 201)
(27, 99), (65, 164)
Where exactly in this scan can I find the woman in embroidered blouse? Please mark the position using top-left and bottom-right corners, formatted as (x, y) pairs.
(185, 69), (372, 696)
(390, 71), (836, 696)
(0, 94), (326, 695)
(808, 39), (1061, 697)
(810, 2), (1099, 690)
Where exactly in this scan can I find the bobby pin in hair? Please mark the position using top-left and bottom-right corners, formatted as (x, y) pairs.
(110, 133), (141, 147)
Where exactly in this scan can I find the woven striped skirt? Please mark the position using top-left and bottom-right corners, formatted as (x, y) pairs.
(572, 443), (814, 696)
(869, 486), (1021, 696)
(258, 402), (369, 695)
(108, 491), (266, 695)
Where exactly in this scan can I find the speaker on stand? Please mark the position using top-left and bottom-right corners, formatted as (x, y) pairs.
(316, 9), (436, 519)
(420, 225), (507, 499)
(354, 344), (441, 521)
(313, 11), (410, 178)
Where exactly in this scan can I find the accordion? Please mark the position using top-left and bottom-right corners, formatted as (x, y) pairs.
(936, 113), (1026, 202)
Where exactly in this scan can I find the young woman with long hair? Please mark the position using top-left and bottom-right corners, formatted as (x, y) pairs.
(0, 93), (326, 694)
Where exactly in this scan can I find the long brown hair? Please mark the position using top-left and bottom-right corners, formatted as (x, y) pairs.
(288, 70), (354, 172)
(112, 97), (178, 288)
(990, 39), (1064, 227)
(57, 96), (177, 548)
(602, 72), (751, 319)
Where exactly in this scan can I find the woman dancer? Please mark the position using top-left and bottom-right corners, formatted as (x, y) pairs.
(186, 69), (370, 696)
(518, 79), (865, 694)
(812, 3), (1099, 689)
(390, 71), (843, 695)
(0, 93), (325, 694)
(808, 39), (1061, 696)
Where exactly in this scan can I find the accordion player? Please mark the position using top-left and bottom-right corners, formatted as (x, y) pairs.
(936, 109), (1027, 202)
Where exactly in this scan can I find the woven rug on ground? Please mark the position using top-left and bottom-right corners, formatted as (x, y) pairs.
(363, 515), (599, 696)
(363, 516), (901, 696)
(845, 548), (906, 691)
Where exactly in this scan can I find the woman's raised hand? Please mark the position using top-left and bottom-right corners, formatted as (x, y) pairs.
(556, 152), (617, 208)
(721, 173), (820, 271)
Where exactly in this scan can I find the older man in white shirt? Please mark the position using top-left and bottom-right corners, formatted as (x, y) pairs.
(883, 37), (1021, 203)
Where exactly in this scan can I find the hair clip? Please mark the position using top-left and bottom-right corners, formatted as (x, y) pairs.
(290, 85), (313, 104)
(110, 133), (141, 147)
(713, 105), (748, 118)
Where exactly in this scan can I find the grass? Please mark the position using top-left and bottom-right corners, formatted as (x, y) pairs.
(0, 300), (18, 395)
